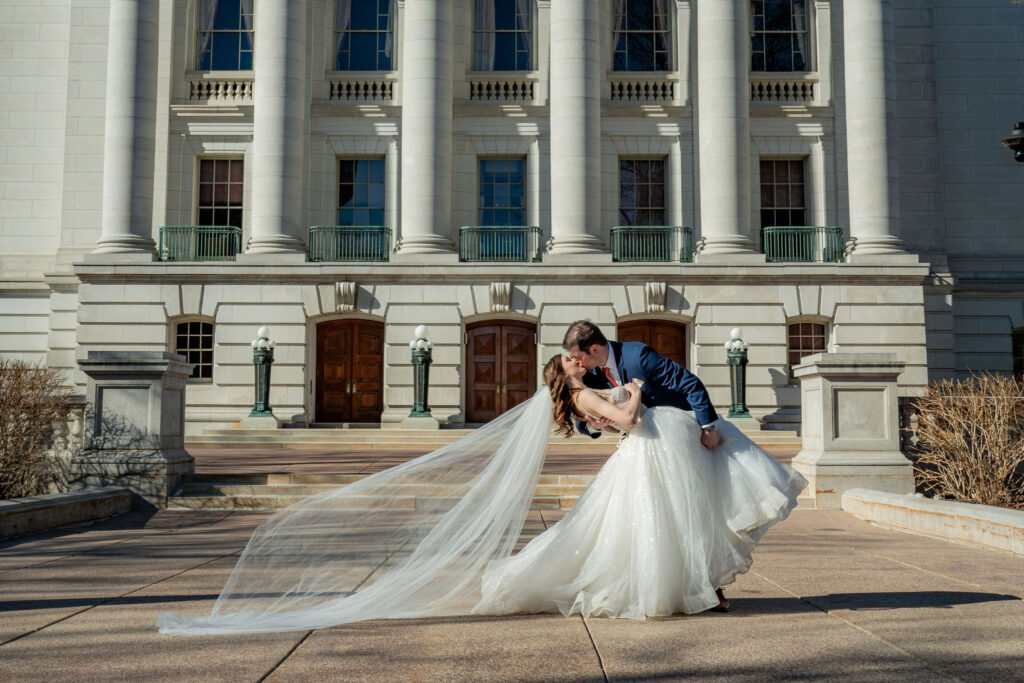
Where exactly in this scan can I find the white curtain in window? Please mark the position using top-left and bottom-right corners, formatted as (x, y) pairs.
(654, 0), (671, 69)
(383, 0), (395, 69)
(793, 0), (807, 70)
(240, 0), (254, 52)
(474, 0), (496, 70)
(336, 0), (352, 64)
(515, 0), (530, 68)
(197, 0), (219, 60)
(611, 0), (627, 65)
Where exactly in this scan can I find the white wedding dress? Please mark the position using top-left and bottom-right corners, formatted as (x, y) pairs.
(474, 394), (806, 618)
(158, 389), (805, 636)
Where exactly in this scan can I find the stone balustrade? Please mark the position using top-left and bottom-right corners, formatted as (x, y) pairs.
(467, 76), (537, 102)
(329, 76), (396, 101)
(189, 76), (253, 101)
(750, 73), (817, 103)
(608, 75), (676, 102)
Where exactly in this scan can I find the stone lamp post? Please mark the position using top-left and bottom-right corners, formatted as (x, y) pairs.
(242, 326), (281, 429)
(401, 325), (440, 429)
(725, 327), (751, 419)
(1002, 122), (1024, 163)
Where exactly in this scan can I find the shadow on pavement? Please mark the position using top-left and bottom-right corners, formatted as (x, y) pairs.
(726, 590), (1021, 615)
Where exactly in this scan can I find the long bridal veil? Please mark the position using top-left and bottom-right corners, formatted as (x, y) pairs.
(158, 389), (555, 635)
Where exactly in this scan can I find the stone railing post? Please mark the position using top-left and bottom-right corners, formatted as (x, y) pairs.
(70, 352), (194, 508)
(791, 353), (913, 508)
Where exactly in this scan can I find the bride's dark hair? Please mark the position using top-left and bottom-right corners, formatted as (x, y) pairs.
(544, 355), (584, 438)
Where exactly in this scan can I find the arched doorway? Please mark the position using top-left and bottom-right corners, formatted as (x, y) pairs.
(617, 319), (687, 366)
(465, 320), (537, 423)
(315, 319), (384, 423)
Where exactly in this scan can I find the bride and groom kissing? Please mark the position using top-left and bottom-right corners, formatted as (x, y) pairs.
(159, 319), (807, 635)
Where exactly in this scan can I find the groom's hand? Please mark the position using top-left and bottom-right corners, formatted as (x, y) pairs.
(700, 429), (723, 450)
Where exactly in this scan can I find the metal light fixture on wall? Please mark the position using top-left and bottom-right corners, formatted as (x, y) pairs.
(409, 324), (434, 418)
(1002, 121), (1024, 164)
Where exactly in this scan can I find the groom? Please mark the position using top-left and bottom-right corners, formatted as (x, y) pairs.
(563, 320), (723, 450)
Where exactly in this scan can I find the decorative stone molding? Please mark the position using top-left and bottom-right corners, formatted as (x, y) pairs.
(644, 282), (666, 313)
(336, 281), (357, 312)
(489, 282), (512, 313)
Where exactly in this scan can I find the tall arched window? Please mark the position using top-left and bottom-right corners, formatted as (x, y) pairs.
(612, 0), (672, 72)
(750, 0), (808, 72)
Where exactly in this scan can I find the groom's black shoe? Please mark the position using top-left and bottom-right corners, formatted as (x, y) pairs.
(711, 588), (730, 612)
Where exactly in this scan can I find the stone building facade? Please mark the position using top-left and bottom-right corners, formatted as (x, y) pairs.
(0, 0), (1022, 435)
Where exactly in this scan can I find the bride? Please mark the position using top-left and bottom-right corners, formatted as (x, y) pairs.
(159, 354), (805, 636)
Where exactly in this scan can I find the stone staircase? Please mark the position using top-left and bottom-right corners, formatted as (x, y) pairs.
(185, 426), (802, 451)
(167, 473), (593, 512)
(173, 425), (805, 511)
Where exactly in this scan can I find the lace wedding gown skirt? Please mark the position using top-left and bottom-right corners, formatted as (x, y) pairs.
(474, 407), (807, 618)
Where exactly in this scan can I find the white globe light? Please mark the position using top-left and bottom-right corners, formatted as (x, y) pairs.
(414, 324), (428, 339)
(416, 339), (428, 350)
(730, 327), (742, 340)
(732, 339), (744, 350)
(257, 326), (270, 339)
(425, 340), (434, 349)
(257, 339), (269, 349)
(740, 340), (749, 350)
(723, 340), (731, 349)
(250, 339), (258, 348)
(409, 339), (417, 349)
(268, 340), (276, 349)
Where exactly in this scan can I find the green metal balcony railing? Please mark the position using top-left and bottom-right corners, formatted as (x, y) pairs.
(761, 226), (845, 263)
(459, 226), (542, 263)
(308, 226), (392, 262)
(158, 226), (242, 262)
(611, 226), (694, 262)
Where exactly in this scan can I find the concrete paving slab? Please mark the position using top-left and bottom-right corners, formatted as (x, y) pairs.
(267, 614), (603, 682)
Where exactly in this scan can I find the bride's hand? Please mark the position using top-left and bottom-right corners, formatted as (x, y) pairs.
(623, 381), (642, 397)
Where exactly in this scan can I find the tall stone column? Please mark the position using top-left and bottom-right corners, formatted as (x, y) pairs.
(94, 0), (159, 254)
(247, 0), (308, 254)
(844, 0), (905, 255)
(695, 0), (757, 255)
(547, 0), (603, 254)
(397, 0), (455, 254)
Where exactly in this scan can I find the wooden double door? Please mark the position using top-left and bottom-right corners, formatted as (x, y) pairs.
(315, 320), (384, 423)
(465, 321), (537, 423)
(618, 319), (687, 366)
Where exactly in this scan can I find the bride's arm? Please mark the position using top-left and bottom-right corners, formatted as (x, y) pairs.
(577, 384), (643, 429)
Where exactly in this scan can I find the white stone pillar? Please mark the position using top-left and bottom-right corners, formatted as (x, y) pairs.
(547, 0), (604, 254)
(247, 0), (308, 254)
(386, 136), (400, 237)
(695, 0), (757, 255)
(95, 0), (159, 254)
(397, 0), (455, 254)
(675, 0), (692, 106)
(668, 137), (683, 226)
(843, 0), (905, 255)
(527, 136), (541, 227)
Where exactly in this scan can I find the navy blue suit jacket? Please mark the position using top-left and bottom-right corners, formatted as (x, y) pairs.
(577, 341), (718, 436)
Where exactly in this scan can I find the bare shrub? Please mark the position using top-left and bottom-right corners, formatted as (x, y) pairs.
(0, 359), (73, 499)
(911, 373), (1024, 510)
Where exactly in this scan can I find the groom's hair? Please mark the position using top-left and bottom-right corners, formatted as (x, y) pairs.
(563, 320), (607, 351)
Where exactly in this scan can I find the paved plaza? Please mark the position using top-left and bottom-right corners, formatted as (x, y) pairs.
(2, 494), (1022, 681)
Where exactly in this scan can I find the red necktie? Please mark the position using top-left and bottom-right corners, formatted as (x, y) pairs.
(602, 367), (618, 387)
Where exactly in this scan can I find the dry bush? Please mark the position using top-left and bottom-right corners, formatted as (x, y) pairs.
(0, 358), (73, 499)
(912, 373), (1024, 510)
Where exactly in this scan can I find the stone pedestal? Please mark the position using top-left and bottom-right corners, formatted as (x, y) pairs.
(399, 415), (441, 430)
(70, 352), (194, 508)
(791, 353), (914, 508)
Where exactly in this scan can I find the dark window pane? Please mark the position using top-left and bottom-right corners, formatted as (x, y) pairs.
(349, 33), (377, 70)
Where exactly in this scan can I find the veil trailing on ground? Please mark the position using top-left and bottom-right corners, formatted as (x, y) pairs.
(158, 389), (555, 636)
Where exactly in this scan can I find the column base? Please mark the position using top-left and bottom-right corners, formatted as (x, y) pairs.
(396, 235), (455, 255)
(92, 235), (156, 255)
(546, 234), (605, 255)
(400, 415), (441, 429)
(68, 448), (194, 510)
(241, 414), (282, 430)
(698, 236), (759, 256)
(848, 235), (907, 256)
(246, 235), (306, 255)
(695, 252), (766, 264)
